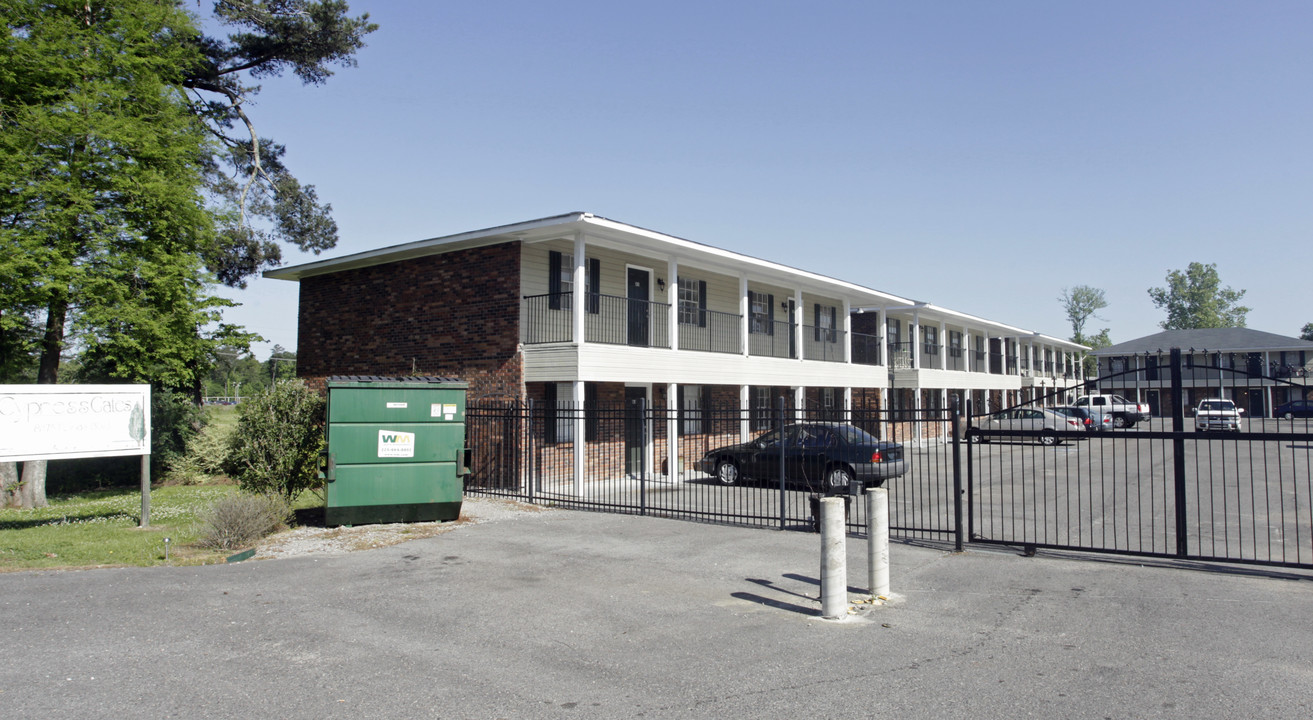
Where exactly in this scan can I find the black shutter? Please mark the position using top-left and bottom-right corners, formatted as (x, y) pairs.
(828, 307), (837, 342)
(587, 257), (600, 315)
(767, 295), (775, 335)
(813, 304), (821, 342)
(548, 251), (562, 310)
(585, 383), (598, 441)
(697, 280), (707, 327)
(543, 382), (557, 443)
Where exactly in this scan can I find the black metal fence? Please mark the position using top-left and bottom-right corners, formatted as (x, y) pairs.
(968, 348), (1313, 569)
(465, 397), (960, 541)
(464, 349), (1313, 570)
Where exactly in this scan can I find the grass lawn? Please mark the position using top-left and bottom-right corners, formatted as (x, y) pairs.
(0, 483), (325, 571)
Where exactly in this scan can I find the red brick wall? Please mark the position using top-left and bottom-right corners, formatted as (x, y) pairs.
(296, 242), (523, 399)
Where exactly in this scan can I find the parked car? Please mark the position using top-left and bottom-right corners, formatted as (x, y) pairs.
(969, 407), (1084, 445)
(1073, 394), (1149, 429)
(1051, 405), (1110, 433)
(1195, 399), (1243, 432)
(697, 423), (906, 491)
(1274, 400), (1313, 419)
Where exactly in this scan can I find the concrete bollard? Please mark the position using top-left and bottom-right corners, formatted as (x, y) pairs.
(819, 496), (848, 619)
(867, 487), (890, 598)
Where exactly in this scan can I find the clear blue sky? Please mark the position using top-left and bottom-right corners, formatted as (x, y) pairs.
(217, 0), (1313, 357)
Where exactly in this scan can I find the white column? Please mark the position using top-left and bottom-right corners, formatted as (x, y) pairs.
(739, 384), (751, 442)
(667, 382), (679, 481)
(794, 386), (804, 422)
(572, 379), (585, 496)
(964, 330), (972, 372)
(794, 289), (804, 361)
(739, 274), (749, 357)
(667, 258), (678, 351)
(572, 233), (586, 346)
(843, 386), (853, 424)
(876, 308), (887, 368)
(910, 310), (921, 369)
(938, 321), (947, 370)
(913, 388), (923, 442)
(843, 299), (852, 364)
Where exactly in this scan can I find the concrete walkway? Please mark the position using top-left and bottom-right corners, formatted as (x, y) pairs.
(2, 507), (1311, 719)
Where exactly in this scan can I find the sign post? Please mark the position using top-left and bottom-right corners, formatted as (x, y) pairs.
(0, 385), (153, 525)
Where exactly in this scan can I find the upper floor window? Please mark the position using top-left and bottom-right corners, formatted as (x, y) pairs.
(814, 304), (837, 342)
(678, 277), (706, 326)
(749, 291), (774, 334)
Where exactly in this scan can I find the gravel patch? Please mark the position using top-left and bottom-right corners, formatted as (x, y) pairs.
(256, 496), (553, 560)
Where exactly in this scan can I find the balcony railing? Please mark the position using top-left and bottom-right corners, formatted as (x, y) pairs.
(946, 348), (965, 371)
(888, 341), (913, 370)
(523, 293), (573, 343)
(852, 332), (882, 366)
(803, 325), (845, 362)
(678, 309), (741, 354)
(748, 320), (795, 358)
(523, 293), (670, 348)
(586, 294), (670, 347)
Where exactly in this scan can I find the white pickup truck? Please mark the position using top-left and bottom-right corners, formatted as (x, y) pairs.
(1195, 399), (1244, 432)
(1073, 394), (1150, 429)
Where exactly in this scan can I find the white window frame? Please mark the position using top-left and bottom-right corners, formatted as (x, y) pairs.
(678, 277), (701, 326)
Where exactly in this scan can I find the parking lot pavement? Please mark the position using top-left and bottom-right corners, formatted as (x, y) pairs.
(3, 508), (1312, 719)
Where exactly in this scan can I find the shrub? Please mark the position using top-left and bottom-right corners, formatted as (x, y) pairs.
(165, 421), (235, 485)
(198, 493), (292, 550)
(223, 380), (326, 503)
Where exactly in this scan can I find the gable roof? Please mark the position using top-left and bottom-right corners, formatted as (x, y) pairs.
(1094, 328), (1313, 356)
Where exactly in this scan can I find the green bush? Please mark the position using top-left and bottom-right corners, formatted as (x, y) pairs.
(165, 420), (234, 485)
(223, 380), (326, 502)
(197, 493), (291, 550)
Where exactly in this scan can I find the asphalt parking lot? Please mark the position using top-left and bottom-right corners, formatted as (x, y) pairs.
(3, 503), (1312, 719)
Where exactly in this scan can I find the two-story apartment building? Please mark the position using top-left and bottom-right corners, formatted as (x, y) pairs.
(1091, 328), (1313, 417)
(267, 212), (1086, 482)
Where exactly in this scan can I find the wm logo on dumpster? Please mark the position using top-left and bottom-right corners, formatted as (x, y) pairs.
(377, 429), (416, 458)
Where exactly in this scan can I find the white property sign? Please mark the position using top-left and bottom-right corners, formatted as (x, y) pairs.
(0, 384), (152, 462)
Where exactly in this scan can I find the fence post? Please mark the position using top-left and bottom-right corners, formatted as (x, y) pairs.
(527, 399), (536, 503)
(778, 395), (787, 531)
(639, 397), (648, 516)
(950, 394), (964, 552)
(965, 397), (975, 543)
(1170, 348), (1188, 557)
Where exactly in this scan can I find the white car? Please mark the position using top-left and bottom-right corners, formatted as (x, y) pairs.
(970, 408), (1085, 446)
(1195, 399), (1243, 432)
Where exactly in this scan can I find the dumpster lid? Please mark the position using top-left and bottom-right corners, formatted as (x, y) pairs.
(327, 375), (467, 388)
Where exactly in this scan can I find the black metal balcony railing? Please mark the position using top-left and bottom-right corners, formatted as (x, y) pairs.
(586, 294), (670, 348)
(887, 341), (914, 369)
(523, 293), (572, 343)
(922, 342), (941, 358)
(749, 320), (795, 359)
(946, 348), (965, 371)
(523, 293), (670, 348)
(852, 332), (882, 366)
(678, 309), (741, 354)
(973, 350), (987, 373)
(1006, 357), (1018, 375)
(803, 325), (845, 362)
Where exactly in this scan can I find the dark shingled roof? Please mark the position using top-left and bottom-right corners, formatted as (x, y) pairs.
(1094, 329), (1313, 356)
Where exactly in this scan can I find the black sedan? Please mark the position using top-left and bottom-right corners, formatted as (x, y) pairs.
(697, 423), (906, 491)
(1274, 400), (1313, 419)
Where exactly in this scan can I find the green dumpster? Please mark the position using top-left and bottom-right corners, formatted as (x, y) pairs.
(324, 376), (469, 526)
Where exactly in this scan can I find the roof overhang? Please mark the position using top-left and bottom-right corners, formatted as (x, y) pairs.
(263, 212), (919, 309)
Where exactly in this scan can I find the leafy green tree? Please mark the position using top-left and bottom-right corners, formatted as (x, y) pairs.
(1148, 262), (1250, 330)
(2, 2), (373, 507)
(1301, 323), (1313, 342)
